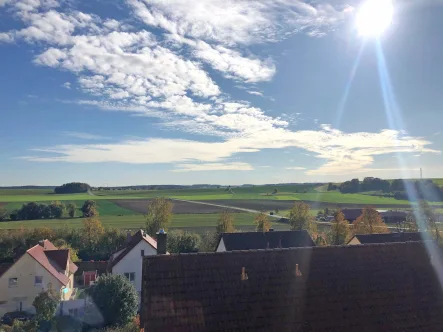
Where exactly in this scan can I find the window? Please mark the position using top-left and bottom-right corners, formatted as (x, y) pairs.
(8, 278), (17, 287)
(35, 276), (43, 286)
(141, 249), (145, 256)
(124, 272), (135, 282)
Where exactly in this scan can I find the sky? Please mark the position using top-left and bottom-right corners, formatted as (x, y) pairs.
(0, 0), (442, 186)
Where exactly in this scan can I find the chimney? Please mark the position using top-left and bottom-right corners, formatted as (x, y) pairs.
(126, 230), (132, 244)
(156, 229), (167, 255)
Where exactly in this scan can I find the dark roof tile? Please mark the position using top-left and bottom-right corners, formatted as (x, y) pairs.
(219, 230), (315, 251)
(141, 242), (443, 331)
(350, 232), (426, 244)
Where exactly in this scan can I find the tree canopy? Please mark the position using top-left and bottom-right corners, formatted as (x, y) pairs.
(54, 182), (91, 194)
(216, 210), (235, 234)
(288, 202), (313, 231)
(145, 197), (174, 237)
(86, 274), (138, 327)
(327, 210), (351, 245)
(352, 207), (389, 234)
(254, 212), (272, 232)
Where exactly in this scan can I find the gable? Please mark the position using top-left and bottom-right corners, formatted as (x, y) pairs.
(112, 239), (157, 270)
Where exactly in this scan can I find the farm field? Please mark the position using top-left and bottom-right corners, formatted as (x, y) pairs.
(0, 213), (291, 233)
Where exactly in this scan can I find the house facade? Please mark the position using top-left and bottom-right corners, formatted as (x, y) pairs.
(0, 240), (77, 316)
(108, 230), (159, 295)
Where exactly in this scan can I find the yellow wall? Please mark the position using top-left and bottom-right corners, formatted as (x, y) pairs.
(0, 253), (68, 316)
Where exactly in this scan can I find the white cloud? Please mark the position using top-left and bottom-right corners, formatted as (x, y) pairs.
(128, 0), (351, 45)
(247, 91), (264, 96)
(63, 131), (110, 140)
(0, 32), (14, 43)
(172, 162), (253, 172)
(62, 82), (71, 89)
(23, 127), (439, 176)
(286, 167), (306, 170)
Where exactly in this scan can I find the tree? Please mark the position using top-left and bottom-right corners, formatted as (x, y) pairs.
(288, 202), (312, 231)
(53, 238), (80, 262)
(0, 207), (9, 221)
(167, 230), (201, 253)
(272, 188), (278, 194)
(327, 210), (350, 245)
(145, 197), (173, 237)
(87, 274), (138, 327)
(216, 210), (235, 234)
(49, 201), (65, 219)
(66, 203), (77, 218)
(254, 212), (272, 232)
(200, 231), (219, 252)
(352, 207), (389, 234)
(403, 212), (419, 232)
(82, 216), (104, 253)
(418, 200), (440, 241)
(81, 200), (98, 218)
(33, 289), (59, 323)
(54, 182), (91, 194)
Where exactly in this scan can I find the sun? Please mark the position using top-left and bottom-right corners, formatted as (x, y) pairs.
(356, 0), (393, 37)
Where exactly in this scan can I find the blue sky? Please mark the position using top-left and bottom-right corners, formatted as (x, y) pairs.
(1, 0), (442, 186)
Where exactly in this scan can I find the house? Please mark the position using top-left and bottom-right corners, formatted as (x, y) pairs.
(140, 241), (443, 331)
(74, 261), (108, 287)
(347, 232), (426, 245)
(380, 210), (408, 223)
(341, 208), (365, 222)
(216, 230), (315, 252)
(0, 240), (78, 316)
(108, 229), (166, 296)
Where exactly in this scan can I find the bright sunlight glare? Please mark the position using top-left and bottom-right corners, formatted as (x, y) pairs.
(356, 0), (393, 37)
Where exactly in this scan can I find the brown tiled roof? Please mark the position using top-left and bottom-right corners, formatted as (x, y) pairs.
(26, 240), (78, 285)
(74, 261), (108, 276)
(141, 242), (443, 331)
(109, 230), (157, 269)
(349, 232), (426, 244)
(219, 230), (315, 251)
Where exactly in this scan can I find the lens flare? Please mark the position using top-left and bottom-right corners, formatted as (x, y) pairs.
(356, 0), (393, 37)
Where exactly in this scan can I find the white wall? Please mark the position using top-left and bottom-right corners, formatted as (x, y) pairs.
(216, 238), (226, 252)
(0, 253), (64, 316)
(347, 237), (361, 245)
(111, 240), (156, 294)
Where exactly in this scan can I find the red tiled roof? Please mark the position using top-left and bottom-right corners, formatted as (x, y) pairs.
(109, 230), (157, 269)
(26, 240), (78, 285)
(141, 241), (443, 331)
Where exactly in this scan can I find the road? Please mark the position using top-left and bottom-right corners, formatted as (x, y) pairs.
(171, 198), (400, 231)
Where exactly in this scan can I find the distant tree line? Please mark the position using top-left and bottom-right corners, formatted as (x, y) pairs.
(3, 199), (98, 222)
(328, 177), (443, 202)
(54, 182), (91, 194)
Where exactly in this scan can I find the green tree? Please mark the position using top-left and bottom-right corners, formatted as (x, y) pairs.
(418, 200), (440, 241)
(87, 274), (138, 327)
(254, 212), (272, 232)
(200, 231), (219, 252)
(0, 207), (9, 221)
(81, 200), (98, 218)
(82, 216), (104, 253)
(167, 230), (201, 253)
(288, 202), (312, 231)
(49, 201), (65, 219)
(52, 238), (80, 262)
(327, 210), (351, 245)
(145, 197), (174, 237)
(216, 210), (235, 234)
(33, 289), (59, 323)
(353, 207), (389, 234)
(66, 203), (77, 218)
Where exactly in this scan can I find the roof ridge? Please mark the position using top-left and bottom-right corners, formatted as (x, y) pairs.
(145, 241), (428, 259)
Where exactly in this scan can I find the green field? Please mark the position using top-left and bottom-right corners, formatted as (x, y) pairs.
(0, 213), (290, 233)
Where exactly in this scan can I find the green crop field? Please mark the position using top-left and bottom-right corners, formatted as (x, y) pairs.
(3, 199), (136, 217)
(0, 213), (291, 233)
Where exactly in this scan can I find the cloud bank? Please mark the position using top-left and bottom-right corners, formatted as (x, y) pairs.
(1, 0), (439, 175)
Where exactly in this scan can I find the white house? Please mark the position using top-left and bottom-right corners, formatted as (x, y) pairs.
(108, 230), (166, 296)
(0, 240), (78, 316)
